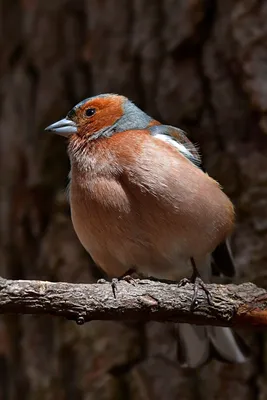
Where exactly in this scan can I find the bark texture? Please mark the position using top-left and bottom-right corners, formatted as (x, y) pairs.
(1, 0), (267, 399)
(0, 279), (266, 329)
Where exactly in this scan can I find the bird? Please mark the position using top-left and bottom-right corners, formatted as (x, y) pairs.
(45, 93), (249, 368)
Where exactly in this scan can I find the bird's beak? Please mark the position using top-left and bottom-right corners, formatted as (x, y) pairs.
(45, 118), (77, 137)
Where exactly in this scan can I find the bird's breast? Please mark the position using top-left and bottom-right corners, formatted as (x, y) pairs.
(68, 171), (192, 278)
(67, 131), (234, 279)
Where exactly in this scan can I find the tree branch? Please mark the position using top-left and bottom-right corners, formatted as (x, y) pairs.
(0, 278), (266, 327)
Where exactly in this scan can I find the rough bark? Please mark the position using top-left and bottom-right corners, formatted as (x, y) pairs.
(0, 279), (266, 329)
(1, 0), (267, 399)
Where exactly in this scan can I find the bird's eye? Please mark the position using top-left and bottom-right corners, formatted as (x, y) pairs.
(85, 108), (96, 117)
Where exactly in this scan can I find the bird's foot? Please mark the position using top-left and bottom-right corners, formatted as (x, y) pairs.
(97, 277), (118, 298)
(98, 269), (139, 298)
(190, 276), (212, 311)
(111, 278), (119, 298)
(121, 274), (138, 285)
(97, 278), (108, 284)
(178, 277), (191, 287)
(179, 257), (213, 311)
(111, 273), (140, 298)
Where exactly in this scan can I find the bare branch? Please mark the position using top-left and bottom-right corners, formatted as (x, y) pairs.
(0, 278), (266, 327)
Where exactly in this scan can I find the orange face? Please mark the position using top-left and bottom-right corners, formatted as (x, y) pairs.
(45, 94), (125, 138)
(69, 95), (124, 137)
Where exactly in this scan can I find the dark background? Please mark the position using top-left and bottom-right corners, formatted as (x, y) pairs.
(1, 0), (267, 399)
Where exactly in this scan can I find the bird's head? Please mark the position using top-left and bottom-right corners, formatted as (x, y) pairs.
(45, 94), (154, 141)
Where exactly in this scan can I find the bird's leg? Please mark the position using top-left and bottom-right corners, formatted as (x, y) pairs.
(179, 257), (212, 310)
(97, 276), (118, 297)
(110, 268), (139, 298)
(190, 257), (212, 310)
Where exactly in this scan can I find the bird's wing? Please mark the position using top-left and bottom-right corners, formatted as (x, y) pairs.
(149, 124), (202, 167)
(149, 124), (235, 277)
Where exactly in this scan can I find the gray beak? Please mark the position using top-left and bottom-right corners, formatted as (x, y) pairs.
(45, 118), (77, 137)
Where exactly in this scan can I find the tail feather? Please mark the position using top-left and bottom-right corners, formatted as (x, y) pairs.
(208, 326), (249, 363)
(176, 324), (249, 368)
(176, 324), (209, 368)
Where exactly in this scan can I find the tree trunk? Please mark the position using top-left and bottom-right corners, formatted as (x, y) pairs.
(0, 0), (266, 399)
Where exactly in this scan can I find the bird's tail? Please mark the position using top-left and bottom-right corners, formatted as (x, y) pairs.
(176, 323), (249, 368)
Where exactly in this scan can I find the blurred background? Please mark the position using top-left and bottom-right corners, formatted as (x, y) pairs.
(0, 0), (267, 399)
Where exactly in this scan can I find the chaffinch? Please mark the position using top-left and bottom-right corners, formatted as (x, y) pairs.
(45, 93), (249, 368)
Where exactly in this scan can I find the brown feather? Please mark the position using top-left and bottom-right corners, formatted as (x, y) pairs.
(68, 130), (234, 279)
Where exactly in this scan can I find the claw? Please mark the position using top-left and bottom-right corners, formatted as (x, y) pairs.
(187, 257), (213, 310)
(178, 278), (191, 287)
(97, 277), (119, 298)
(191, 276), (212, 311)
(97, 278), (107, 284)
(121, 275), (138, 285)
(97, 268), (138, 298)
(111, 278), (118, 298)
